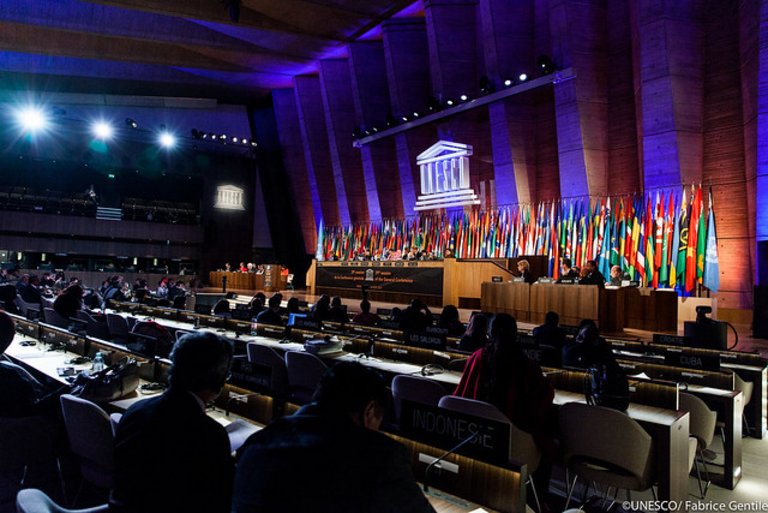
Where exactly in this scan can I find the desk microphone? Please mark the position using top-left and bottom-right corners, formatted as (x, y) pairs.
(422, 428), (482, 492)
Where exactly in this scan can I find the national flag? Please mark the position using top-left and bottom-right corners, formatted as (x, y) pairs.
(685, 185), (702, 292)
(696, 188), (707, 285)
(676, 189), (689, 289)
(703, 188), (720, 293)
(660, 193), (674, 286)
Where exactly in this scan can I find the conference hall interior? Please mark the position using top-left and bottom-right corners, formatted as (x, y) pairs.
(1, 1), (767, 512)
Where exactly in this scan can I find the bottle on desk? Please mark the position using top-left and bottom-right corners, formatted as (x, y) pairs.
(92, 352), (105, 373)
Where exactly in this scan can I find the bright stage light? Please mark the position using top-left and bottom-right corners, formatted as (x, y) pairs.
(518, 73), (528, 82)
(92, 121), (113, 139)
(16, 106), (47, 133)
(159, 131), (176, 148)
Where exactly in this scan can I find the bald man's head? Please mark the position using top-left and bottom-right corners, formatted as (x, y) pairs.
(0, 310), (15, 354)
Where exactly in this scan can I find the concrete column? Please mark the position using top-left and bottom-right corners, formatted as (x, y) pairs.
(631, 0), (705, 190)
(294, 75), (343, 227)
(319, 59), (367, 225)
(348, 42), (397, 220)
(272, 89), (318, 253)
(383, 18), (435, 215)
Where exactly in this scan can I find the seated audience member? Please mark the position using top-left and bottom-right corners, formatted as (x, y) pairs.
(328, 296), (348, 323)
(562, 319), (629, 410)
(516, 259), (536, 284)
(352, 300), (380, 327)
(0, 284), (17, 313)
(111, 332), (235, 513)
(248, 292), (267, 318)
(398, 299), (432, 333)
(454, 313), (555, 497)
(255, 294), (284, 326)
(388, 307), (402, 323)
(0, 268), (9, 284)
(103, 276), (127, 305)
(285, 297), (301, 315)
(155, 279), (169, 299)
(53, 284), (84, 320)
(0, 311), (60, 417)
(556, 258), (579, 282)
(310, 294), (332, 322)
(459, 313), (488, 352)
(578, 259), (606, 288)
(233, 362), (435, 513)
(21, 275), (44, 306)
(438, 304), (465, 336)
(82, 288), (104, 310)
(15, 274), (29, 296)
(212, 298), (231, 317)
(532, 311), (566, 350)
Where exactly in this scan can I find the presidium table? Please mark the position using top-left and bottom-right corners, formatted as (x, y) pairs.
(481, 281), (678, 332)
(307, 259), (677, 332)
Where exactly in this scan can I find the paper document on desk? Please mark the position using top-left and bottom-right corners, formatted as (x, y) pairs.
(224, 419), (260, 452)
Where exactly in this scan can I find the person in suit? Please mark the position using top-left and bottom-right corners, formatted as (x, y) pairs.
(532, 311), (566, 350)
(556, 258), (579, 282)
(110, 332), (235, 513)
(233, 362), (435, 513)
(578, 259), (606, 288)
(255, 294), (284, 326)
(516, 259), (536, 284)
(609, 265), (630, 286)
(21, 275), (44, 307)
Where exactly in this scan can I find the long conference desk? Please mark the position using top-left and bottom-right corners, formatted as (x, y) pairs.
(209, 265), (284, 293)
(481, 282), (678, 332)
(6, 320), (528, 513)
(6, 313), (697, 506)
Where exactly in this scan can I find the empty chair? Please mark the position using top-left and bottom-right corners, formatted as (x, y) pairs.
(172, 295), (187, 310)
(59, 394), (115, 501)
(438, 395), (541, 510)
(105, 314), (130, 344)
(247, 343), (289, 401)
(680, 393), (717, 498)
(15, 296), (31, 317)
(16, 488), (108, 513)
(284, 351), (327, 405)
(391, 374), (447, 424)
(109, 413), (122, 436)
(558, 402), (655, 509)
(43, 308), (70, 330)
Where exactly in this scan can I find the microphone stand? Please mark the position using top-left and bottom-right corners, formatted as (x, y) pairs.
(422, 428), (481, 493)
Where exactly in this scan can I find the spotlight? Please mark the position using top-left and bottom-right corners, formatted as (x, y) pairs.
(459, 94), (469, 101)
(241, 138), (249, 145)
(219, 134), (227, 141)
(232, 137), (239, 143)
(479, 76), (495, 95)
(427, 96), (441, 112)
(159, 131), (176, 149)
(202, 132), (209, 139)
(412, 112), (420, 118)
(401, 116), (409, 122)
(16, 107), (47, 133)
(504, 79), (513, 87)
(125, 118), (138, 129)
(518, 73), (528, 82)
(250, 141), (257, 147)
(446, 99), (455, 106)
(372, 127), (378, 133)
(92, 121), (113, 139)
(537, 54), (555, 75)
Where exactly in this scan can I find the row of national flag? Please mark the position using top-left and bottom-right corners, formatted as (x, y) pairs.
(317, 184), (720, 293)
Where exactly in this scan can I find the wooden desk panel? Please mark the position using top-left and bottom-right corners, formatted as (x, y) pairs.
(529, 284), (599, 326)
(623, 288), (678, 332)
(480, 282), (531, 322)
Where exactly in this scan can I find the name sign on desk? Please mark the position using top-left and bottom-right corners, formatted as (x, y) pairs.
(400, 401), (509, 465)
(315, 265), (443, 296)
(405, 331), (446, 350)
(653, 334), (689, 346)
(229, 356), (272, 391)
(558, 279), (575, 284)
(664, 351), (721, 372)
(491, 276), (503, 283)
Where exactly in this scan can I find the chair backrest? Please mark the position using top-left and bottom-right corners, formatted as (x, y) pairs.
(43, 307), (70, 329)
(106, 313), (130, 340)
(679, 392), (717, 450)
(558, 402), (654, 487)
(391, 374), (447, 422)
(175, 329), (193, 342)
(16, 488), (109, 513)
(247, 343), (289, 400)
(109, 413), (123, 436)
(15, 296), (30, 316)
(59, 394), (114, 489)
(284, 351), (327, 405)
(438, 395), (540, 472)
(734, 373), (753, 408)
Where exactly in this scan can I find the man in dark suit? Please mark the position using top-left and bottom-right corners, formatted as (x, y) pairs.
(111, 332), (235, 513)
(532, 311), (567, 350)
(255, 293), (284, 326)
(556, 258), (579, 283)
(232, 362), (435, 513)
(579, 259), (606, 288)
